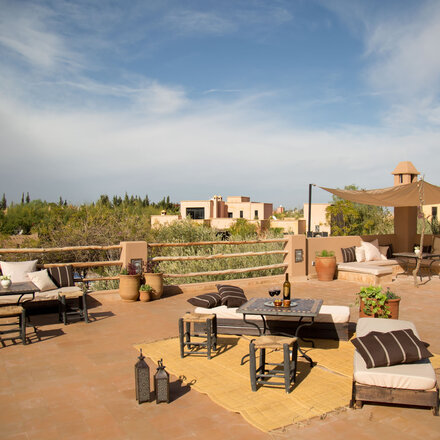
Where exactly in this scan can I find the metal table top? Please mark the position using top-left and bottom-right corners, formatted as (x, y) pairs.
(0, 281), (39, 296)
(393, 252), (440, 259)
(237, 297), (323, 318)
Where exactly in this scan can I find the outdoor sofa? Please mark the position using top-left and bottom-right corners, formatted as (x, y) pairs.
(350, 317), (439, 415)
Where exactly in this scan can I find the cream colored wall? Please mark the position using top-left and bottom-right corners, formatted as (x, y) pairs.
(150, 215), (180, 228)
(303, 203), (331, 234)
(180, 200), (213, 219)
(422, 204), (440, 221)
(270, 219), (304, 234)
(227, 196), (250, 203)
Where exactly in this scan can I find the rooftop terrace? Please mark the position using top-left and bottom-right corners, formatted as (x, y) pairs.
(1, 276), (440, 439)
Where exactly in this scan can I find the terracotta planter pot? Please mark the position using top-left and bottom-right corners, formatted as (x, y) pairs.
(139, 290), (152, 302)
(118, 274), (140, 302)
(359, 298), (401, 319)
(315, 256), (336, 281)
(143, 273), (163, 300)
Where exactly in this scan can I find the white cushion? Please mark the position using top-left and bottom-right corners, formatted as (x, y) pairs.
(195, 304), (350, 323)
(337, 262), (392, 276)
(27, 269), (58, 292)
(0, 286), (82, 304)
(0, 260), (38, 283)
(379, 246), (389, 260)
(361, 240), (382, 262)
(355, 246), (366, 262)
(353, 318), (436, 390)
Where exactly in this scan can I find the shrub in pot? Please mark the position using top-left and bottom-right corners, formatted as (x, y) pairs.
(315, 250), (336, 281)
(139, 284), (153, 302)
(356, 285), (401, 319)
(119, 264), (140, 302)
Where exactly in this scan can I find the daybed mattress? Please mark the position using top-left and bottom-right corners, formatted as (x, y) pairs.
(353, 318), (436, 390)
(194, 304), (350, 324)
(0, 286), (82, 304)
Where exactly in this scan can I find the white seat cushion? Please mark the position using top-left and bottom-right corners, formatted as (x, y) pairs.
(353, 318), (437, 390)
(0, 286), (82, 304)
(338, 262), (392, 276)
(195, 304), (350, 324)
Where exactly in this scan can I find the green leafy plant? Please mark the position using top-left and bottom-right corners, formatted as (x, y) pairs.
(0, 275), (11, 280)
(315, 250), (335, 257)
(356, 286), (400, 319)
(139, 284), (153, 292)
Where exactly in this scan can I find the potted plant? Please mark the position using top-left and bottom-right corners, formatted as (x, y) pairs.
(119, 264), (140, 302)
(0, 275), (11, 288)
(414, 246), (421, 256)
(356, 285), (401, 319)
(143, 262), (164, 300)
(139, 284), (153, 302)
(315, 250), (336, 281)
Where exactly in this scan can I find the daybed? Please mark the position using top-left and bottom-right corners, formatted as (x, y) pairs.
(350, 317), (439, 415)
(194, 304), (352, 340)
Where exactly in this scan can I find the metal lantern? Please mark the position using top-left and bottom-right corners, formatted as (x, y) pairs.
(135, 349), (150, 404)
(154, 358), (170, 404)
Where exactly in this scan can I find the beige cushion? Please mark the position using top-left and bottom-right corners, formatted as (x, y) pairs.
(0, 286), (82, 304)
(361, 240), (382, 262)
(353, 318), (436, 390)
(27, 269), (58, 292)
(379, 245), (389, 258)
(195, 304), (350, 324)
(338, 262), (392, 276)
(355, 246), (366, 262)
(0, 260), (38, 283)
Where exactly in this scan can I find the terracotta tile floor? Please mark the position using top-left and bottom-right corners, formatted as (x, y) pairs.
(1, 276), (439, 439)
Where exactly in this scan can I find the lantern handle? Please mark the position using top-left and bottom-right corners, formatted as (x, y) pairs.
(138, 348), (145, 361)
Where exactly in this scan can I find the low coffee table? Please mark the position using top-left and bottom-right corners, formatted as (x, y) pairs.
(237, 297), (323, 366)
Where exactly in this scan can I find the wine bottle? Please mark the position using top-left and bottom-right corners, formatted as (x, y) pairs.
(283, 273), (291, 300)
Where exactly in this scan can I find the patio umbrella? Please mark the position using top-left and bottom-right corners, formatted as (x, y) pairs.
(319, 180), (440, 207)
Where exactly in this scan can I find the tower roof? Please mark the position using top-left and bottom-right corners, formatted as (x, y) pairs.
(391, 161), (420, 175)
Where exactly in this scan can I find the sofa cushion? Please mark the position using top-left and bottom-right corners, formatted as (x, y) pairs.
(0, 286), (82, 304)
(187, 292), (221, 309)
(27, 269), (58, 292)
(341, 246), (356, 263)
(361, 240), (383, 262)
(353, 318), (437, 390)
(216, 284), (248, 308)
(47, 265), (75, 288)
(351, 329), (433, 369)
(337, 262), (392, 276)
(0, 260), (38, 283)
(355, 246), (366, 262)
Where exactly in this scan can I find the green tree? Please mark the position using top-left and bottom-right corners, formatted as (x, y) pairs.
(26, 192), (30, 203)
(326, 185), (393, 236)
(0, 193), (6, 210)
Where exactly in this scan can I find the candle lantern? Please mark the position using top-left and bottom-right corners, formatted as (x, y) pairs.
(135, 349), (150, 404)
(154, 358), (170, 404)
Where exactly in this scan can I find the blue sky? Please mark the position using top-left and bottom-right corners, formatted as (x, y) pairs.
(1, 0), (439, 209)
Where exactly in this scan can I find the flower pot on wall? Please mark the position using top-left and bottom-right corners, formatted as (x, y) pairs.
(143, 273), (163, 300)
(119, 274), (140, 302)
(315, 256), (337, 281)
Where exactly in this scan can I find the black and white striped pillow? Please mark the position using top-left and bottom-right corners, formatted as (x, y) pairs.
(47, 265), (75, 288)
(341, 246), (356, 263)
(351, 329), (432, 369)
(216, 284), (247, 308)
(187, 292), (221, 309)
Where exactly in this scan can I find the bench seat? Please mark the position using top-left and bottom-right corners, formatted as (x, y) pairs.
(337, 260), (402, 285)
(194, 304), (351, 340)
(0, 286), (83, 304)
(350, 317), (439, 415)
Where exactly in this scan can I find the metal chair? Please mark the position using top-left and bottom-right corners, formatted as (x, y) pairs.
(58, 291), (89, 325)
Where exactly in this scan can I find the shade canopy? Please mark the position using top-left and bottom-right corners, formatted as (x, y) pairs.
(320, 181), (440, 207)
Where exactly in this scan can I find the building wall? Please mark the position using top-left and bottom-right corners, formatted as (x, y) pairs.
(150, 215), (181, 228)
(270, 219), (306, 234)
(180, 200), (213, 219)
(303, 203), (331, 234)
(422, 204), (440, 222)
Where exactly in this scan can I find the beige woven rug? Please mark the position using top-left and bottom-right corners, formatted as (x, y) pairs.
(135, 337), (440, 432)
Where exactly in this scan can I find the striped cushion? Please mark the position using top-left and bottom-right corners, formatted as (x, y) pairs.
(187, 292), (221, 309)
(351, 329), (432, 369)
(341, 246), (356, 263)
(216, 284), (247, 308)
(47, 265), (75, 288)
